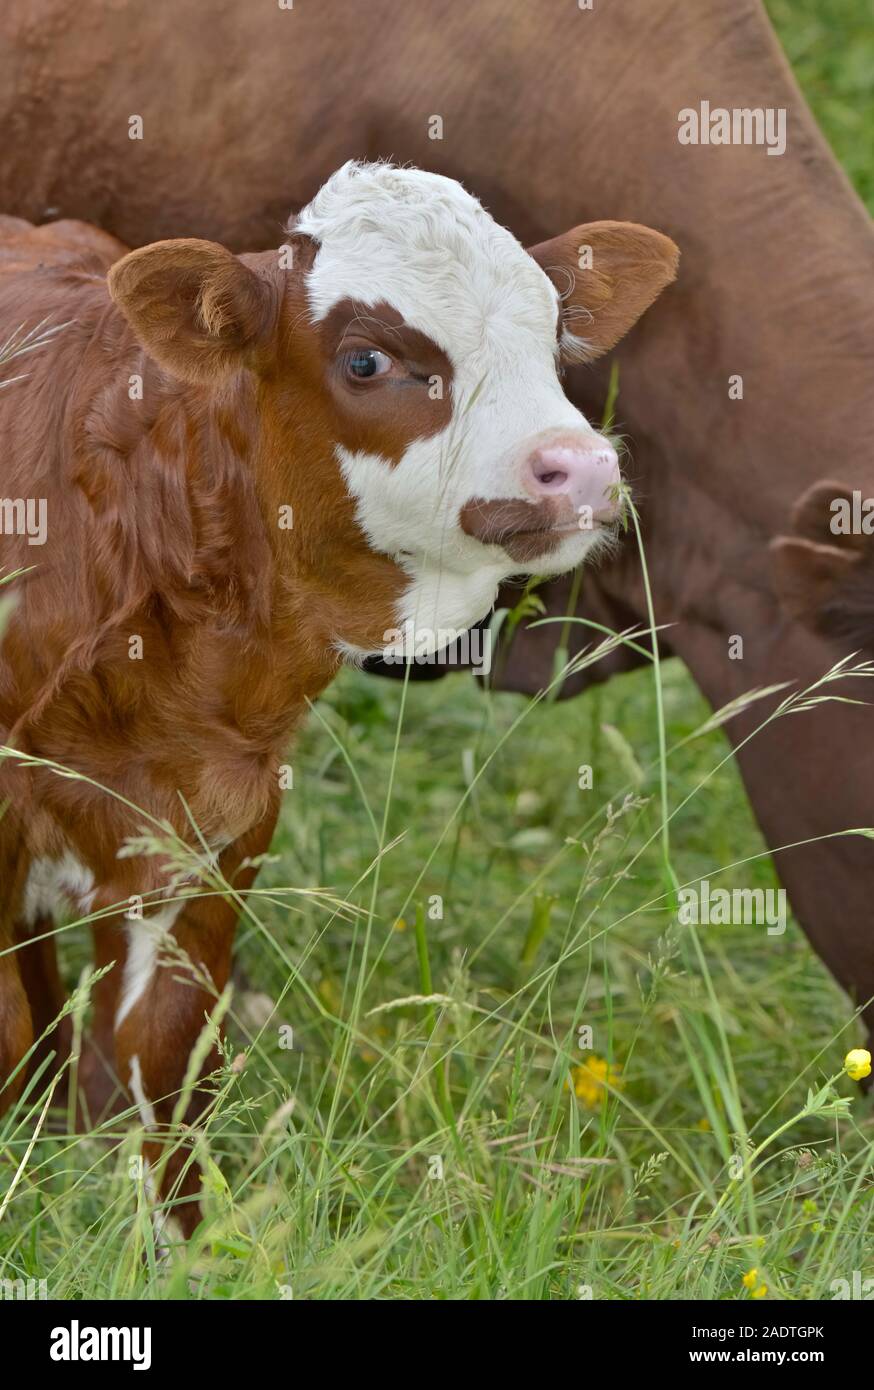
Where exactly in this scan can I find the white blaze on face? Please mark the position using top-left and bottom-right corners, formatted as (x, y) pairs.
(296, 162), (609, 654)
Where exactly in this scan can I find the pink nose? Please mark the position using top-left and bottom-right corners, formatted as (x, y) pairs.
(523, 438), (622, 523)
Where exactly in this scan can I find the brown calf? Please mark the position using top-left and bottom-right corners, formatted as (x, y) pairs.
(0, 164), (676, 1236)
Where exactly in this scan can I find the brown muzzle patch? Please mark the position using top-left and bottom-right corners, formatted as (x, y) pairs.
(459, 497), (566, 564)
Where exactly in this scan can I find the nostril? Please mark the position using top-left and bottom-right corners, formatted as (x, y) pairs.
(531, 450), (578, 491)
(536, 466), (568, 488)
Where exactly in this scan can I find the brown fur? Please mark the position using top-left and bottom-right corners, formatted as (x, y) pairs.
(0, 219), (451, 1232)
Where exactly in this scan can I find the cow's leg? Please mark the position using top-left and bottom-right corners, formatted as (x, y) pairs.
(0, 947), (33, 1114)
(669, 619), (874, 1057)
(113, 813), (276, 1240)
(12, 915), (71, 1092)
(77, 918), (128, 1126)
(0, 827), (35, 1114)
(114, 909), (233, 1240)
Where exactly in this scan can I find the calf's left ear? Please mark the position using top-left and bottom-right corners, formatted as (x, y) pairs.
(108, 238), (275, 383)
(528, 221), (679, 363)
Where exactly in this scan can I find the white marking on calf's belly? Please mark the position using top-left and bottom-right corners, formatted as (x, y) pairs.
(115, 903), (184, 1030)
(23, 853), (96, 927)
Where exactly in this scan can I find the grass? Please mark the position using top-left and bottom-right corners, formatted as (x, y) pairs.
(768, 0), (874, 213)
(1, 0), (873, 1302)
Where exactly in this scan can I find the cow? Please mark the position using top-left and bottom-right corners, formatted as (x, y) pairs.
(0, 162), (677, 1235)
(1, 0), (872, 1059)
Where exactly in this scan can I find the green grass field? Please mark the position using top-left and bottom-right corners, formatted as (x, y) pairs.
(1, 0), (872, 1301)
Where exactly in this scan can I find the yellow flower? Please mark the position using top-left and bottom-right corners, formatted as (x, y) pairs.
(570, 1056), (622, 1108)
(317, 976), (342, 1013)
(844, 1048), (872, 1082)
(697, 1117), (711, 1132)
(393, 917), (407, 932)
(742, 1268), (758, 1289)
(752, 1283), (768, 1299)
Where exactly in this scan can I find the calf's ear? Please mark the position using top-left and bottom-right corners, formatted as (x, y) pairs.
(528, 221), (679, 363)
(108, 238), (275, 383)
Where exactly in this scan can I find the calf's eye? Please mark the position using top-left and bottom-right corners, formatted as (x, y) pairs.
(344, 348), (393, 380)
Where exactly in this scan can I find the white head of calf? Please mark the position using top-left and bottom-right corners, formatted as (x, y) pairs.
(110, 161), (678, 662)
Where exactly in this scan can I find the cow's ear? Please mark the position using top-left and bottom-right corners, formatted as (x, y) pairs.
(771, 536), (861, 625)
(788, 479), (868, 553)
(771, 479), (874, 647)
(108, 239), (275, 383)
(528, 221), (679, 363)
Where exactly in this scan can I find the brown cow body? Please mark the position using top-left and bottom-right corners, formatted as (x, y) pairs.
(0, 1), (873, 1161)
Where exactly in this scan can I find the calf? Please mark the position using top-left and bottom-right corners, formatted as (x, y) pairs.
(0, 162), (677, 1236)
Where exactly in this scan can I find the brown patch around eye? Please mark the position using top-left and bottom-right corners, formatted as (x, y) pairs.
(317, 299), (454, 464)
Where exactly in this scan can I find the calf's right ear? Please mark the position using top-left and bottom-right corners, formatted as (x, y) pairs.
(529, 221), (679, 363)
(108, 239), (275, 383)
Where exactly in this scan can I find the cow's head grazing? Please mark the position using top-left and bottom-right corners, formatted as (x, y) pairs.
(109, 162), (678, 661)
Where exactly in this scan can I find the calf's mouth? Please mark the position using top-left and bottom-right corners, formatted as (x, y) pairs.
(459, 495), (610, 566)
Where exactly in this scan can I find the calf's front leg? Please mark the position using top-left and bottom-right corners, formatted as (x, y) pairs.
(113, 813), (276, 1240)
(0, 948), (34, 1114)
